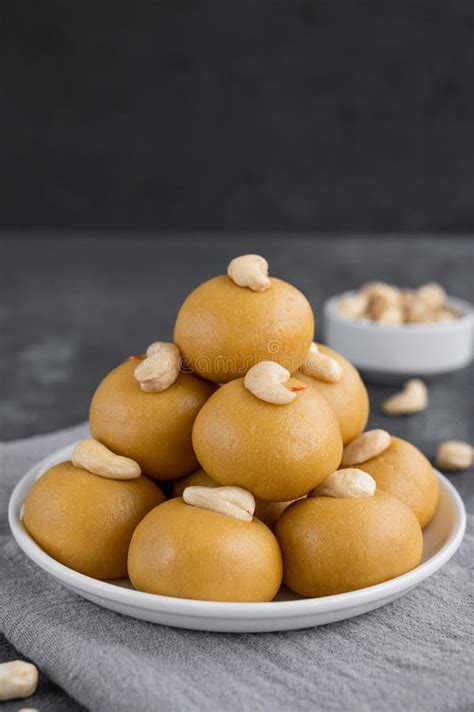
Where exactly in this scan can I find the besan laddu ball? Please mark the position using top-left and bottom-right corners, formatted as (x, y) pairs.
(297, 342), (369, 445)
(276, 467), (423, 597)
(342, 431), (439, 528)
(174, 255), (314, 382)
(23, 439), (165, 579)
(192, 361), (343, 502)
(128, 485), (282, 602)
(90, 342), (216, 480)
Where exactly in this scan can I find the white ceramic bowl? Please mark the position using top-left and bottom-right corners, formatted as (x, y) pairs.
(323, 293), (473, 383)
(8, 442), (466, 633)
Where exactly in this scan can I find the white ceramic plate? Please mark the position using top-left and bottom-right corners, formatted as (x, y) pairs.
(8, 443), (466, 633)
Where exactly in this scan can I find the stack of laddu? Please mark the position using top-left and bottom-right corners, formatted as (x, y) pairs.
(23, 255), (439, 601)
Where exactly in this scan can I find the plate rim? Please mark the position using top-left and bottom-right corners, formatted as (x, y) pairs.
(8, 442), (467, 621)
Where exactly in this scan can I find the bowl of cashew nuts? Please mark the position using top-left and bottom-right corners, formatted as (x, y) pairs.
(323, 282), (473, 383)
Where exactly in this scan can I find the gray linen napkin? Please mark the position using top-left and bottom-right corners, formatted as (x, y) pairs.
(0, 425), (472, 712)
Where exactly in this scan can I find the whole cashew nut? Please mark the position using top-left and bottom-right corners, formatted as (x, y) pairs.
(341, 429), (391, 466)
(227, 254), (271, 292)
(376, 305), (404, 325)
(382, 379), (428, 415)
(72, 438), (141, 480)
(417, 282), (446, 310)
(134, 342), (181, 392)
(244, 361), (303, 404)
(0, 660), (38, 702)
(338, 293), (369, 319)
(404, 299), (432, 324)
(310, 468), (376, 499)
(300, 343), (343, 383)
(436, 440), (473, 471)
(361, 282), (400, 305)
(183, 485), (256, 521)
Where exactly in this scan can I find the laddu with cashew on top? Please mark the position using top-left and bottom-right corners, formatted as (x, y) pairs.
(90, 342), (216, 480)
(344, 432), (439, 528)
(192, 361), (343, 502)
(275, 467), (423, 597)
(128, 486), (283, 602)
(174, 253), (314, 382)
(297, 342), (369, 445)
(23, 444), (165, 579)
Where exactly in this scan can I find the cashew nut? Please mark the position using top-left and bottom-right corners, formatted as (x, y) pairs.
(0, 661), (38, 702)
(72, 438), (141, 480)
(134, 342), (181, 392)
(341, 429), (391, 466)
(436, 440), (473, 471)
(300, 343), (342, 383)
(244, 361), (302, 404)
(404, 299), (432, 323)
(434, 307), (457, 322)
(417, 282), (446, 310)
(183, 485), (256, 521)
(338, 293), (369, 319)
(376, 305), (404, 325)
(382, 379), (428, 415)
(309, 468), (376, 499)
(369, 293), (400, 320)
(227, 254), (271, 292)
(361, 282), (400, 305)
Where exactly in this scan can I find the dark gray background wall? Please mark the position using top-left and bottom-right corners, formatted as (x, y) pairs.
(1, 1), (474, 232)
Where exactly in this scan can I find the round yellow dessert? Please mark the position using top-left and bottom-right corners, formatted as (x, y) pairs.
(297, 344), (369, 445)
(192, 378), (343, 501)
(23, 462), (165, 579)
(275, 490), (423, 596)
(128, 498), (283, 602)
(174, 275), (314, 382)
(356, 436), (439, 528)
(89, 360), (216, 480)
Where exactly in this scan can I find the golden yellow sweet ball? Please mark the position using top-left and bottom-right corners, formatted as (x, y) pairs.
(174, 275), (314, 382)
(171, 468), (297, 529)
(128, 498), (283, 602)
(192, 378), (343, 502)
(297, 344), (369, 445)
(23, 462), (165, 579)
(275, 490), (423, 597)
(89, 360), (216, 480)
(357, 436), (439, 528)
